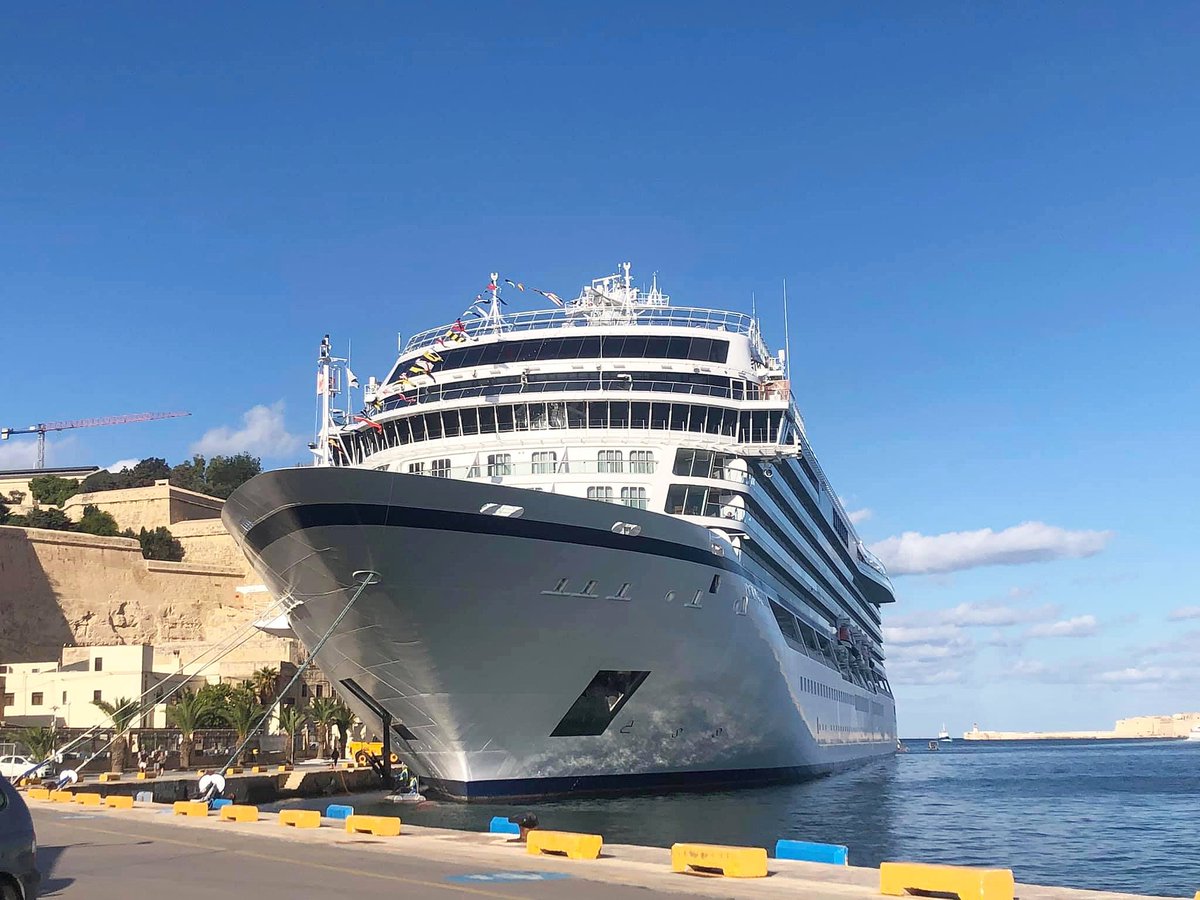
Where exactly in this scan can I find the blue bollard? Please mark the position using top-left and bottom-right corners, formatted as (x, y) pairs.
(211, 798), (233, 811)
(774, 839), (849, 865)
(489, 816), (520, 835)
(325, 804), (354, 820)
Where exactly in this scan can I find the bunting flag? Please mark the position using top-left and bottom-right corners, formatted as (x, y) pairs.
(535, 289), (564, 307)
(353, 415), (384, 433)
(421, 349), (444, 364)
(346, 367), (360, 389)
(504, 279), (526, 291)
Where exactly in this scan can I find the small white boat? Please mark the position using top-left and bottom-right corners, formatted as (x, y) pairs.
(938, 723), (952, 742)
(1187, 726), (1200, 742)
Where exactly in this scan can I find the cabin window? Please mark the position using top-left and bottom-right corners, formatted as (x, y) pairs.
(770, 601), (801, 642)
(532, 451), (558, 474)
(628, 451), (654, 474)
(408, 462), (425, 475)
(587, 486), (615, 503)
(487, 453), (512, 476)
(597, 450), (623, 473)
(620, 487), (648, 509)
(431, 458), (451, 478)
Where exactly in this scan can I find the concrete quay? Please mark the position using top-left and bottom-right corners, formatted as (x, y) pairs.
(24, 791), (1165, 900)
(47, 760), (382, 804)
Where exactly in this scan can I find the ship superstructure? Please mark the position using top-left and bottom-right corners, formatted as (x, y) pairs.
(224, 264), (898, 799)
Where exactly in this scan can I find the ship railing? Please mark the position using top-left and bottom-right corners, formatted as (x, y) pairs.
(411, 459), (660, 479)
(856, 543), (889, 578)
(381, 375), (762, 407)
(404, 306), (756, 352)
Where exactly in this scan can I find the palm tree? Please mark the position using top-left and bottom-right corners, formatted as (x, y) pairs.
(166, 690), (211, 769)
(276, 705), (305, 765)
(308, 697), (338, 758)
(251, 667), (279, 705)
(93, 696), (139, 772)
(225, 693), (268, 765)
(17, 726), (58, 767)
(330, 703), (356, 762)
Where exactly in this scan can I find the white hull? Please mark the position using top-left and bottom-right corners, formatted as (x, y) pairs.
(225, 468), (896, 799)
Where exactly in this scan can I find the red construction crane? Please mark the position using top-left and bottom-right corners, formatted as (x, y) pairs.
(0, 411), (191, 469)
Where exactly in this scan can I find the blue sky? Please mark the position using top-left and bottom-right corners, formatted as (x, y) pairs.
(3, 3), (1197, 735)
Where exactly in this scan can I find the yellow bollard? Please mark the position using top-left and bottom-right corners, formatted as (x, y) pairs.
(345, 814), (402, 837)
(99, 772), (121, 782)
(74, 793), (103, 806)
(106, 795), (135, 809)
(671, 843), (768, 878)
(219, 804), (260, 823)
(27, 788), (52, 801)
(173, 800), (209, 817)
(526, 830), (604, 861)
(880, 862), (1014, 900)
(49, 790), (74, 802)
(278, 809), (321, 829)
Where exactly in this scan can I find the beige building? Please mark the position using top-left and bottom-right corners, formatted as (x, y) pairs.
(62, 479), (224, 533)
(0, 466), (100, 514)
(1, 642), (306, 729)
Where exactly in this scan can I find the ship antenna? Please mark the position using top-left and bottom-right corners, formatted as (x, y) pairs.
(488, 271), (504, 334)
(782, 278), (792, 388)
(314, 334), (333, 467)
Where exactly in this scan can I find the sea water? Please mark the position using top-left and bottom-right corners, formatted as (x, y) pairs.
(283, 739), (1200, 897)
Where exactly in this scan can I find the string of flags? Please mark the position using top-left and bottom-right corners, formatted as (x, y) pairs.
(362, 274), (566, 415)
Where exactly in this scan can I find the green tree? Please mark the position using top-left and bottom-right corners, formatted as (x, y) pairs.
(166, 689), (211, 769)
(28, 475), (80, 507)
(195, 683), (235, 727)
(16, 726), (58, 767)
(276, 705), (306, 766)
(308, 697), (338, 758)
(93, 696), (140, 772)
(0, 499), (10, 525)
(14, 508), (74, 531)
(204, 453), (262, 499)
(330, 702), (355, 761)
(128, 457), (171, 484)
(251, 667), (279, 706)
(79, 469), (122, 492)
(77, 504), (121, 537)
(136, 526), (184, 561)
(169, 455), (209, 493)
(225, 693), (268, 765)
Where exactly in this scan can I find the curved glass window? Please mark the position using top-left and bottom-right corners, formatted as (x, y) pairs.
(387, 335), (729, 385)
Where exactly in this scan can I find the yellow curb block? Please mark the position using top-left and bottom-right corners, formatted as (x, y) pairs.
(74, 793), (103, 806)
(173, 800), (209, 817)
(527, 830), (603, 861)
(279, 809), (321, 829)
(671, 843), (768, 878)
(219, 804), (260, 823)
(50, 790), (74, 803)
(99, 772), (122, 782)
(345, 814), (401, 837)
(27, 788), (51, 801)
(880, 862), (1014, 900)
(106, 795), (135, 809)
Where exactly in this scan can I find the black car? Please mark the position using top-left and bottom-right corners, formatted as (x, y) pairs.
(0, 776), (38, 900)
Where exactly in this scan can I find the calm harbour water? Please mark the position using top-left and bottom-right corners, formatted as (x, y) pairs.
(279, 739), (1200, 897)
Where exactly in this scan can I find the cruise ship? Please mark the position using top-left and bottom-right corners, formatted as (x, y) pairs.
(223, 265), (898, 800)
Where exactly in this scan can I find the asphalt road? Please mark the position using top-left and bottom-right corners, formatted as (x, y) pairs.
(29, 805), (684, 900)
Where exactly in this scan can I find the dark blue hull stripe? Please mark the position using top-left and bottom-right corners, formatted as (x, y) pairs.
(243, 502), (743, 576)
(422, 754), (894, 802)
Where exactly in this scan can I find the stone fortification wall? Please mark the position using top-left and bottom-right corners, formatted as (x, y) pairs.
(171, 518), (253, 574)
(1113, 713), (1200, 738)
(0, 525), (277, 664)
(62, 480), (223, 532)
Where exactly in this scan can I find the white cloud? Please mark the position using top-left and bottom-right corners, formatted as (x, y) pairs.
(942, 601), (1059, 627)
(848, 508), (873, 525)
(106, 458), (140, 473)
(869, 521), (1113, 576)
(0, 436), (76, 470)
(191, 402), (303, 459)
(1168, 606), (1200, 621)
(1094, 666), (1185, 685)
(1027, 614), (1098, 638)
(1007, 659), (1051, 677)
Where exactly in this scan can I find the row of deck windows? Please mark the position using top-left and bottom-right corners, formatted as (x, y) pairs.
(336, 400), (783, 464)
(388, 335), (730, 384)
(586, 486), (649, 509)
(397, 450), (657, 480)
